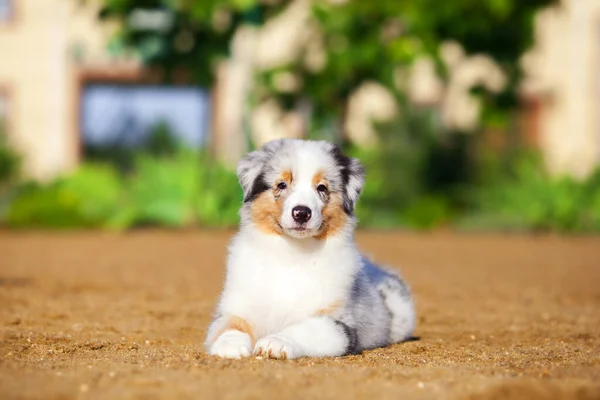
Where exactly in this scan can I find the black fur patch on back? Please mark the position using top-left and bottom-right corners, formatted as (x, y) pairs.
(329, 145), (355, 215)
(243, 172), (270, 203)
(334, 320), (360, 355)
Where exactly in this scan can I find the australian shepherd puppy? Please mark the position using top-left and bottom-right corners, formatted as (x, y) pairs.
(205, 139), (416, 359)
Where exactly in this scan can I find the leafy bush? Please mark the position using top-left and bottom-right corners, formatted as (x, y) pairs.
(83, 120), (183, 173)
(108, 152), (200, 229)
(0, 132), (21, 221)
(195, 162), (242, 227)
(347, 104), (465, 230)
(106, 151), (241, 229)
(0, 132), (20, 191)
(5, 164), (122, 228)
(460, 156), (600, 232)
(2, 132), (599, 233)
(1, 150), (242, 230)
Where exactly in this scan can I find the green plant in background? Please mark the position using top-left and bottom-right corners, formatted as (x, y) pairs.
(2, 137), (600, 232)
(460, 154), (600, 232)
(98, 0), (556, 129)
(144, 121), (181, 157)
(108, 151), (200, 229)
(99, 0), (265, 86)
(2, 100), (245, 230)
(0, 131), (22, 222)
(2, 148), (243, 230)
(92, 0), (560, 233)
(347, 105), (437, 229)
(6, 164), (122, 228)
(253, 0), (556, 135)
(0, 130), (20, 193)
(9, 0), (600, 233)
(84, 120), (182, 173)
(195, 161), (242, 227)
(345, 95), (472, 230)
(586, 171), (600, 230)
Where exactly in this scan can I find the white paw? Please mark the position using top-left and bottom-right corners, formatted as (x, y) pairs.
(253, 335), (299, 360)
(209, 330), (252, 359)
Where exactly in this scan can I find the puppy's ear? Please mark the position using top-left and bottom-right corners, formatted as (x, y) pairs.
(237, 139), (284, 203)
(237, 150), (267, 203)
(329, 145), (365, 214)
(345, 157), (366, 209)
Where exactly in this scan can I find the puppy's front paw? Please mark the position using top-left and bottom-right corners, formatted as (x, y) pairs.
(209, 330), (252, 359)
(253, 335), (300, 360)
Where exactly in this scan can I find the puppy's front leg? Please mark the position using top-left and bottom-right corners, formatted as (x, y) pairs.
(253, 316), (356, 360)
(205, 315), (255, 359)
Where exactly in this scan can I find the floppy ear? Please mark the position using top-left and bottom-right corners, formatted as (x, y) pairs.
(345, 157), (365, 209)
(237, 139), (284, 203)
(329, 145), (365, 214)
(237, 150), (267, 203)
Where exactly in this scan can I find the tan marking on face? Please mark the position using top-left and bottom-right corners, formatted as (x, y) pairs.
(312, 170), (326, 187)
(211, 315), (255, 346)
(315, 300), (344, 316)
(315, 192), (348, 240)
(281, 169), (293, 184)
(250, 191), (284, 235)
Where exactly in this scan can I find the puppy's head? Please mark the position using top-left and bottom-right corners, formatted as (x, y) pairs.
(237, 139), (365, 239)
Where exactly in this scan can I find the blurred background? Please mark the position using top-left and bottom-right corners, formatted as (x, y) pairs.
(0, 0), (599, 232)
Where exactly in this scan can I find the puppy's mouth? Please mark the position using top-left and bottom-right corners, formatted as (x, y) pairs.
(276, 220), (306, 233)
(278, 221), (315, 237)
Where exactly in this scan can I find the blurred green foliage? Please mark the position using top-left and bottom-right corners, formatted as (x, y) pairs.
(5, 165), (122, 228)
(347, 105), (478, 230)
(0, 130), (20, 193)
(0, 130), (21, 223)
(90, 0), (566, 232)
(108, 153), (199, 228)
(99, 0), (263, 85)
(6, 0), (596, 234)
(98, 0), (555, 121)
(460, 154), (600, 232)
(3, 150), (242, 230)
(346, 104), (452, 229)
(260, 0), (554, 130)
(2, 136), (600, 232)
(84, 121), (181, 172)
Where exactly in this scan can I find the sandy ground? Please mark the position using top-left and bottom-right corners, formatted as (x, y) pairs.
(0, 230), (599, 400)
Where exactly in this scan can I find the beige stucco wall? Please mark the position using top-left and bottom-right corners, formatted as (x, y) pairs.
(0, 0), (134, 180)
(522, 0), (600, 178)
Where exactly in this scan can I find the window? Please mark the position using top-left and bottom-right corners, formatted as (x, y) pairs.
(80, 84), (211, 162)
(0, 0), (13, 23)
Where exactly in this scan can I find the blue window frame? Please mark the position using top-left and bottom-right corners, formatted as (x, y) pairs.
(81, 84), (211, 150)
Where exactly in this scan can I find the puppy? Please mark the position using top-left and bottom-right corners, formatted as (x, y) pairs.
(205, 139), (415, 359)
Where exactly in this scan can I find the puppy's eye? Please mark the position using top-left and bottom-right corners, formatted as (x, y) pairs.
(316, 184), (328, 193)
(277, 182), (288, 190)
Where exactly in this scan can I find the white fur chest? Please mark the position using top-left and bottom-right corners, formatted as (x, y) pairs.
(218, 228), (358, 336)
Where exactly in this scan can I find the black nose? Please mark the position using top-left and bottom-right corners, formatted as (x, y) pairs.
(292, 206), (312, 223)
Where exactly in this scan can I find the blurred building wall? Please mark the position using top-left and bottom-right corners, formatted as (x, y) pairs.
(522, 0), (600, 179)
(0, 0), (137, 180)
